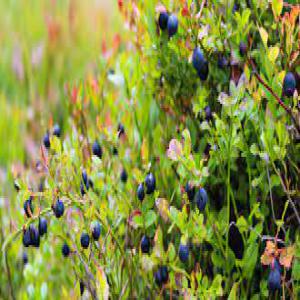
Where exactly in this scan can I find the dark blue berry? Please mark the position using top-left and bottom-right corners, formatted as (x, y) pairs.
(137, 183), (145, 201)
(283, 72), (296, 97)
(80, 281), (85, 295)
(167, 14), (178, 37)
(145, 173), (156, 194)
(82, 171), (89, 187)
(23, 229), (31, 247)
(204, 105), (212, 121)
(53, 124), (61, 137)
(92, 222), (101, 240)
(120, 168), (128, 183)
(43, 132), (50, 149)
(154, 269), (163, 287)
(192, 47), (209, 81)
(239, 42), (247, 56)
(179, 243), (189, 263)
(160, 266), (169, 284)
(53, 199), (64, 218)
(38, 217), (47, 236)
(268, 268), (281, 291)
(22, 252), (28, 265)
(24, 197), (34, 218)
(29, 225), (40, 248)
(185, 182), (195, 201)
(92, 140), (102, 159)
(80, 233), (90, 249)
(218, 55), (228, 69)
(273, 259), (282, 274)
(158, 12), (169, 31)
(62, 243), (70, 257)
(141, 235), (150, 253)
(195, 188), (208, 212)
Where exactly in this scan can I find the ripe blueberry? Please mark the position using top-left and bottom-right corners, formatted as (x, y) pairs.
(154, 269), (163, 287)
(53, 199), (64, 218)
(268, 268), (281, 291)
(29, 224), (40, 248)
(24, 197), (34, 218)
(23, 229), (31, 247)
(185, 182), (195, 201)
(195, 188), (208, 212)
(62, 243), (70, 257)
(141, 235), (150, 253)
(92, 140), (102, 159)
(43, 132), (50, 149)
(53, 124), (61, 137)
(80, 233), (90, 249)
(160, 266), (169, 284)
(218, 55), (228, 69)
(192, 47), (209, 81)
(283, 72), (296, 97)
(22, 252), (28, 265)
(167, 14), (178, 37)
(80, 281), (85, 295)
(81, 171), (89, 195)
(178, 243), (189, 263)
(120, 168), (128, 183)
(239, 42), (247, 56)
(38, 217), (47, 236)
(158, 12), (169, 31)
(92, 222), (101, 240)
(137, 183), (145, 201)
(145, 173), (156, 194)
(204, 105), (212, 121)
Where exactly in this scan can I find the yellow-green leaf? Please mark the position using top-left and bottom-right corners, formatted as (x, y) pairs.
(272, 0), (283, 19)
(258, 26), (268, 48)
(268, 46), (279, 63)
(96, 266), (109, 300)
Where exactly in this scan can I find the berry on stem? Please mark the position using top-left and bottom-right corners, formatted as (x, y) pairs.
(283, 72), (296, 97)
(195, 188), (208, 212)
(53, 199), (64, 218)
(158, 12), (169, 31)
(179, 243), (189, 263)
(62, 243), (70, 257)
(141, 235), (150, 253)
(80, 233), (90, 249)
(137, 183), (145, 201)
(167, 14), (178, 37)
(38, 217), (47, 236)
(145, 173), (156, 194)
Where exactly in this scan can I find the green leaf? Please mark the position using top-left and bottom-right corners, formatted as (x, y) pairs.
(258, 26), (268, 48)
(268, 46), (279, 63)
(242, 243), (258, 279)
(236, 216), (248, 233)
(96, 266), (109, 300)
(272, 0), (283, 18)
(182, 129), (191, 156)
(145, 210), (157, 228)
(228, 282), (239, 300)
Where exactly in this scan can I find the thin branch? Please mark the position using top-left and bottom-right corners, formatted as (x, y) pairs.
(248, 58), (300, 134)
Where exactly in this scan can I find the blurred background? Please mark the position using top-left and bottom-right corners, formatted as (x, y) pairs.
(0, 1), (122, 298)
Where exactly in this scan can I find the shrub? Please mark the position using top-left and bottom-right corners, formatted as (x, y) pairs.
(2, 1), (300, 299)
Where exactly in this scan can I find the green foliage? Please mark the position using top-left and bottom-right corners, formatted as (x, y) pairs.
(1, 0), (300, 299)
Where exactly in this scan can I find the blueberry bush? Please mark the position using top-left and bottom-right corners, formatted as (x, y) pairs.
(1, 0), (300, 299)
